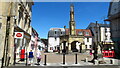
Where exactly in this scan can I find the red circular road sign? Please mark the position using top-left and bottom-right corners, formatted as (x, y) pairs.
(16, 33), (22, 37)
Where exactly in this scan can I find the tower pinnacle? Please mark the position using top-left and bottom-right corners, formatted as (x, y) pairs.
(69, 4), (76, 35)
(70, 4), (74, 21)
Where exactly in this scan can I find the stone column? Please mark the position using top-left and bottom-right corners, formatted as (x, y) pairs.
(68, 43), (71, 52)
(8, 17), (15, 65)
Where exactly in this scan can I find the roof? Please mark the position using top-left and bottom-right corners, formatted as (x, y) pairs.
(48, 28), (65, 37)
(87, 23), (110, 29)
(65, 29), (92, 37)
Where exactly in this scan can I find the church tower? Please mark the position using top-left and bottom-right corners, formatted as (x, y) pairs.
(69, 4), (76, 35)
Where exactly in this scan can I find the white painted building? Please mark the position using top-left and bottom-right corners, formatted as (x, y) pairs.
(37, 38), (45, 51)
(48, 28), (65, 52)
(100, 27), (112, 42)
(84, 37), (92, 49)
(87, 23), (113, 53)
(48, 28), (93, 52)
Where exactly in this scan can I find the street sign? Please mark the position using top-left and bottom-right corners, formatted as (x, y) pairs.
(14, 32), (24, 39)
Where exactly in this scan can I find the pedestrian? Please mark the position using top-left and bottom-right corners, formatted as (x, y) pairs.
(28, 50), (34, 65)
(36, 50), (41, 65)
(90, 49), (92, 55)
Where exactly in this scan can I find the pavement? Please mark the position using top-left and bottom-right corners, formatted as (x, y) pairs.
(2, 51), (120, 68)
(3, 65), (120, 68)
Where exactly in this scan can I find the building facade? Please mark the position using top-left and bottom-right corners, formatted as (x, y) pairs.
(107, 1), (120, 59)
(0, 0), (33, 66)
(28, 27), (39, 54)
(60, 29), (92, 53)
(37, 37), (46, 51)
(48, 28), (65, 52)
(87, 23), (113, 54)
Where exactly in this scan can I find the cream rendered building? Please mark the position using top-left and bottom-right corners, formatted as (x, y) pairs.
(0, 0), (33, 66)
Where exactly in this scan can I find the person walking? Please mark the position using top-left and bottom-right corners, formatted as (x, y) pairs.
(36, 50), (41, 65)
(28, 50), (34, 65)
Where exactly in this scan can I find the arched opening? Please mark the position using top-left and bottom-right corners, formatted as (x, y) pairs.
(62, 41), (67, 53)
(71, 41), (80, 52)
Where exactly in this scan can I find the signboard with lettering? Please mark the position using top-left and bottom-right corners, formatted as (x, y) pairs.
(14, 32), (24, 39)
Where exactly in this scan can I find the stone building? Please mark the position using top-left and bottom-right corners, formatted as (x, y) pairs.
(0, 0), (34, 66)
(59, 4), (93, 53)
(106, 1), (120, 59)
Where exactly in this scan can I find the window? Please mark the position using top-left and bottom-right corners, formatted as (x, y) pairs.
(85, 32), (89, 35)
(90, 45), (92, 48)
(24, 15), (28, 28)
(50, 47), (53, 50)
(78, 32), (83, 35)
(0, 23), (2, 29)
(55, 31), (56, 34)
(86, 45), (87, 49)
(55, 37), (57, 41)
(87, 38), (89, 42)
(61, 32), (62, 34)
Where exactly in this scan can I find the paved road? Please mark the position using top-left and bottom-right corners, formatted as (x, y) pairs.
(3, 65), (120, 68)
(15, 51), (93, 66)
(39, 51), (93, 64)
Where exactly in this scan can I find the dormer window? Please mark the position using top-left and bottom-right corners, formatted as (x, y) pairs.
(55, 31), (56, 34)
(78, 32), (83, 35)
(85, 32), (89, 35)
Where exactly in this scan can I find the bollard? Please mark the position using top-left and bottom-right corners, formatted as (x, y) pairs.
(26, 53), (28, 66)
(63, 53), (65, 64)
(110, 59), (113, 64)
(44, 55), (47, 65)
(94, 60), (98, 65)
(7, 57), (11, 66)
(13, 52), (16, 65)
(1, 57), (4, 68)
(75, 54), (77, 64)
(85, 58), (88, 62)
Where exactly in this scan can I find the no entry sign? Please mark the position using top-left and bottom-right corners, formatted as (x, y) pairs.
(14, 32), (24, 39)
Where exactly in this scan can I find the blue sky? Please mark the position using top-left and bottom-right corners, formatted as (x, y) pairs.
(31, 2), (110, 39)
